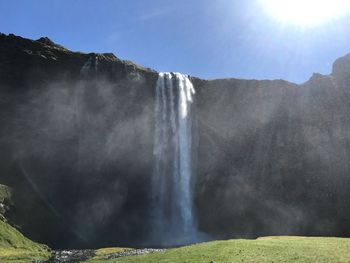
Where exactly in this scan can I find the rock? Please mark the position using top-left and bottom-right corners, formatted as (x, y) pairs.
(37, 37), (56, 46)
(0, 185), (12, 222)
(46, 249), (95, 263)
(332, 53), (350, 82)
(1, 33), (350, 249)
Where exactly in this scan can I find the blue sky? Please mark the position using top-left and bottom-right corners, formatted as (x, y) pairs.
(1, 0), (350, 83)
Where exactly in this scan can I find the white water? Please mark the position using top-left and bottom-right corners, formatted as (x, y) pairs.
(151, 72), (197, 246)
(80, 55), (99, 74)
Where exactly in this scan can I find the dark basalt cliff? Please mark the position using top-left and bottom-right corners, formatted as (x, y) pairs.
(0, 33), (157, 248)
(1, 33), (350, 248)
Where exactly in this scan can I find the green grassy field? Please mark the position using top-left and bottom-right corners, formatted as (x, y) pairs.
(1, 217), (350, 263)
(0, 220), (51, 262)
(87, 236), (350, 263)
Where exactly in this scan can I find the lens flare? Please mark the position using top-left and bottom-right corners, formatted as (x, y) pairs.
(262, 0), (350, 27)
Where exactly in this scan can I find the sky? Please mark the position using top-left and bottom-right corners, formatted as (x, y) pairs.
(1, 0), (350, 83)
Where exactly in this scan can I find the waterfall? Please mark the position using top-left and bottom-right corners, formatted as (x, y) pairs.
(80, 55), (99, 75)
(151, 72), (197, 246)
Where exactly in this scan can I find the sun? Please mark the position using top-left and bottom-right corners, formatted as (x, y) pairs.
(262, 0), (350, 27)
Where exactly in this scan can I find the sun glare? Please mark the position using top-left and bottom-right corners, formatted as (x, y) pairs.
(262, 0), (350, 27)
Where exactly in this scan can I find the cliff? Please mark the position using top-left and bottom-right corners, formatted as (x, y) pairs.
(1, 33), (350, 248)
(0, 33), (157, 248)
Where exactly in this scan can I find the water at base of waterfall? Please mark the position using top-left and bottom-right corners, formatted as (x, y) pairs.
(151, 72), (199, 246)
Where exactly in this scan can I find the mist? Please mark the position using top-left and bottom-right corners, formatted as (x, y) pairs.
(1, 34), (350, 250)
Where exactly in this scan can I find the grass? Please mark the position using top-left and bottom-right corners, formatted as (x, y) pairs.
(87, 237), (350, 263)
(86, 247), (133, 262)
(0, 220), (51, 262)
(0, 217), (349, 263)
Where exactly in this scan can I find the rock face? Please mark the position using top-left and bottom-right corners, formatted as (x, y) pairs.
(1, 33), (350, 248)
(0, 184), (12, 221)
(0, 33), (157, 248)
(193, 74), (350, 239)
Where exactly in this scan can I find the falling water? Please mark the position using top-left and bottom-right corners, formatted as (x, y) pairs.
(151, 72), (197, 246)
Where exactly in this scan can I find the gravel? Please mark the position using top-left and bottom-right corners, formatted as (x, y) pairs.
(45, 248), (166, 262)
